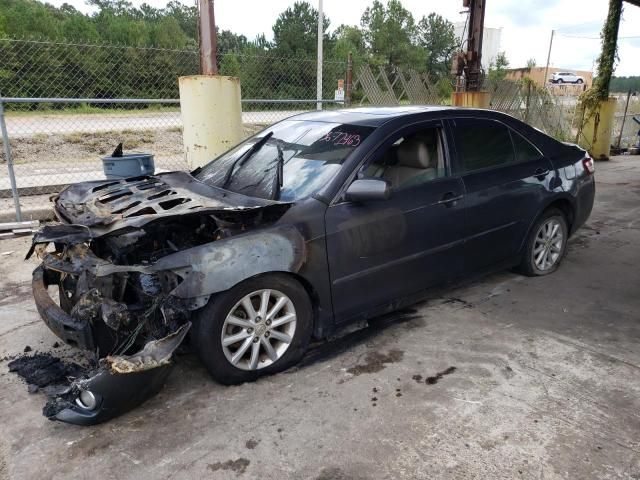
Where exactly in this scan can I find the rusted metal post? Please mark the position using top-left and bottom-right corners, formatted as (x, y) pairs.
(465, 0), (486, 91)
(198, 0), (218, 75)
(345, 52), (353, 107)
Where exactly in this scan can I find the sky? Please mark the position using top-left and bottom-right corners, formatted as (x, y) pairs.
(45, 0), (640, 77)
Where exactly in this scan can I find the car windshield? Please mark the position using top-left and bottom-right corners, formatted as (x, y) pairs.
(195, 120), (374, 201)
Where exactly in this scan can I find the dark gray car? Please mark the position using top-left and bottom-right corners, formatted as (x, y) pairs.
(28, 106), (595, 424)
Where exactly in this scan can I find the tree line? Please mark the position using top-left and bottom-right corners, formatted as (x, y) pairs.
(610, 76), (640, 93)
(0, 0), (463, 104)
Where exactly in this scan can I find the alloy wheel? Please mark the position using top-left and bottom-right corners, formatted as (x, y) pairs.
(220, 289), (297, 371)
(533, 218), (564, 271)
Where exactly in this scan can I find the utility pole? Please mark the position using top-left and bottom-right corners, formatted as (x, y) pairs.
(543, 29), (554, 87)
(316, 0), (324, 110)
(198, 0), (218, 75)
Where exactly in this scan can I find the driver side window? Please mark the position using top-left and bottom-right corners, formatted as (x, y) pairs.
(358, 126), (447, 191)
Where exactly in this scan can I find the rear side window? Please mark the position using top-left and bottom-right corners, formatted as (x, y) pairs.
(510, 129), (542, 163)
(453, 119), (514, 172)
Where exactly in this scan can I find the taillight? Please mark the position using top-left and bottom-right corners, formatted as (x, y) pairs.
(582, 156), (595, 174)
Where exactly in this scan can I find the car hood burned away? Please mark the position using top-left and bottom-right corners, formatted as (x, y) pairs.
(23, 172), (304, 425)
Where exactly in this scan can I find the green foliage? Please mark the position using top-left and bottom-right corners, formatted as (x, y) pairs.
(0, 0), (460, 105)
(487, 51), (509, 82)
(331, 25), (367, 66)
(590, 0), (623, 102)
(273, 1), (330, 57)
(577, 0), (622, 139)
(610, 76), (640, 93)
(417, 13), (456, 77)
(360, 0), (425, 68)
(435, 77), (453, 100)
(219, 52), (241, 77)
(526, 58), (536, 69)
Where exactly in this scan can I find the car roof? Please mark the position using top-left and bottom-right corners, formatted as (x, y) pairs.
(290, 105), (475, 127)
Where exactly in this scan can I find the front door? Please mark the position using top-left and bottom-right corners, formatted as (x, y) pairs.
(324, 121), (466, 323)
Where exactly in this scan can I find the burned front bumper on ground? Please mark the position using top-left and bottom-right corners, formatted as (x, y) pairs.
(44, 323), (190, 426)
(30, 243), (193, 425)
(25, 174), (304, 425)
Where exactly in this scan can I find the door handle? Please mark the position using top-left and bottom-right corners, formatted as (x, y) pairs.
(437, 192), (463, 207)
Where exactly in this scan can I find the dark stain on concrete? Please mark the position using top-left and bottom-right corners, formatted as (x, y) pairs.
(315, 467), (350, 480)
(412, 374), (423, 383)
(425, 366), (457, 385)
(501, 365), (515, 379)
(245, 439), (259, 450)
(207, 458), (250, 476)
(346, 349), (404, 376)
(442, 297), (472, 308)
(298, 309), (418, 370)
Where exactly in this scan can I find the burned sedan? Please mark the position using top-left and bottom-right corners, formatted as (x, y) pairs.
(28, 106), (595, 425)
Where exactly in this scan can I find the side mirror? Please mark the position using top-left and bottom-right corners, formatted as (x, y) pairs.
(344, 178), (391, 202)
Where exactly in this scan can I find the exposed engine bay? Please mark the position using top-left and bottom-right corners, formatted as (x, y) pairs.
(24, 172), (303, 425)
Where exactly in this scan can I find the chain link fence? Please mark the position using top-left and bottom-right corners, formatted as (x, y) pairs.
(611, 92), (640, 150)
(0, 38), (347, 218)
(0, 37), (631, 222)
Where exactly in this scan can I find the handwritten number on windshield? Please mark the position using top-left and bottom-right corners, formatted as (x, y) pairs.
(320, 131), (361, 147)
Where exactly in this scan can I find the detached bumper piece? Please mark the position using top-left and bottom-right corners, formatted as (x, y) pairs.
(44, 323), (190, 426)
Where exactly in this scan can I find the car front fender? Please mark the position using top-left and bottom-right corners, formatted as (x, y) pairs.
(151, 225), (307, 299)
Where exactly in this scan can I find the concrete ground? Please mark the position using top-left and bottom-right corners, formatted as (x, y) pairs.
(0, 156), (639, 480)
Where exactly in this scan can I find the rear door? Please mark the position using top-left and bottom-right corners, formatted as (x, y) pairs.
(325, 121), (466, 322)
(447, 117), (554, 273)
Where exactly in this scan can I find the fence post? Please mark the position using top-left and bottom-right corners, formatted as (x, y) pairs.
(0, 96), (22, 222)
(524, 81), (531, 124)
(616, 90), (632, 149)
(346, 52), (353, 107)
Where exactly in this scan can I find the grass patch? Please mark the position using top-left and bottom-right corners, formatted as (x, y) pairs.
(5, 104), (180, 117)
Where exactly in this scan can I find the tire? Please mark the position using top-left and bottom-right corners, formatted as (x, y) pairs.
(517, 208), (569, 277)
(576, 79), (583, 84)
(557, 78), (563, 84)
(193, 274), (313, 385)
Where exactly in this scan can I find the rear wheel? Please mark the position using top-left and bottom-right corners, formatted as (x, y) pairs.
(193, 274), (313, 384)
(518, 208), (568, 276)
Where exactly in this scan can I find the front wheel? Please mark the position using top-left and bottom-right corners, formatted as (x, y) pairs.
(517, 209), (568, 276)
(576, 78), (584, 84)
(193, 274), (313, 384)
